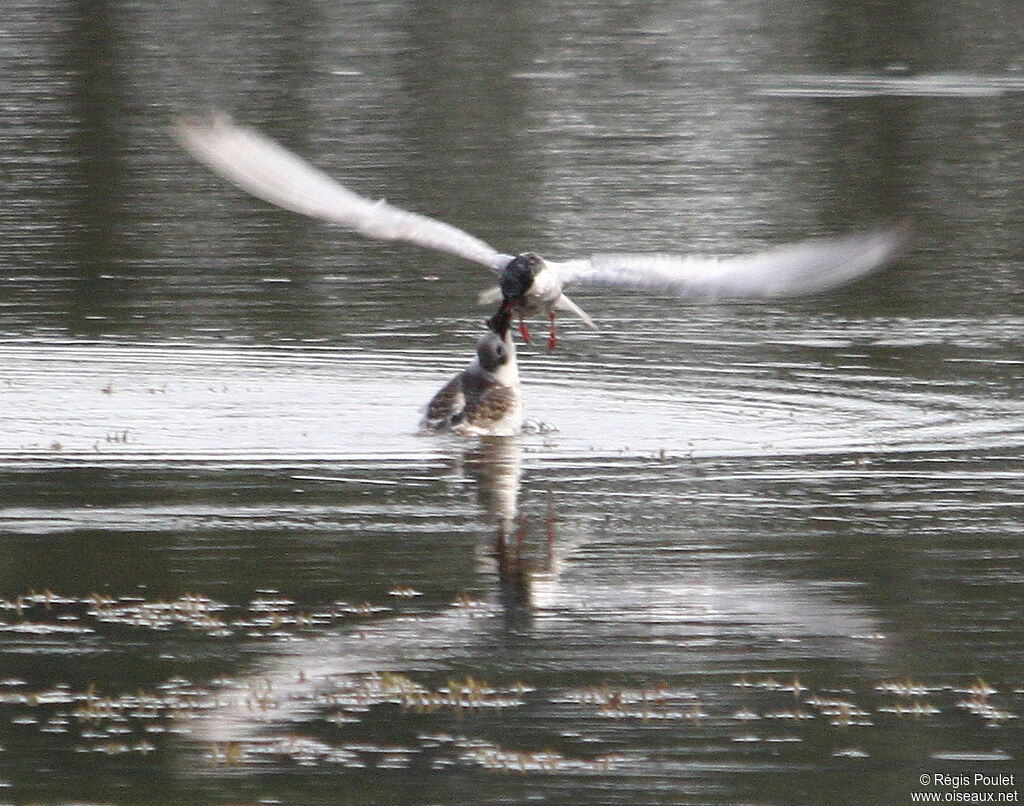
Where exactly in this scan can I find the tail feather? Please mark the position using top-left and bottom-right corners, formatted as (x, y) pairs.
(478, 286), (504, 306)
(554, 294), (598, 330)
(479, 287), (597, 331)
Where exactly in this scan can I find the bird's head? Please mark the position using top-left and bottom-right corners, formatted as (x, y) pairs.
(477, 328), (512, 372)
(499, 252), (544, 303)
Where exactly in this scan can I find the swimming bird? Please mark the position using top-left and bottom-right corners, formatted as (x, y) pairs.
(175, 115), (910, 349)
(421, 306), (522, 436)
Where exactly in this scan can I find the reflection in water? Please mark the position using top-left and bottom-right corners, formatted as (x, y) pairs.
(460, 436), (551, 616)
(461, 438), (523, 533)
(54, 0), (133, 336)
(3, 0), (1024, 801)
(185, 435), (537, 745)
(182, 435), (886, 759)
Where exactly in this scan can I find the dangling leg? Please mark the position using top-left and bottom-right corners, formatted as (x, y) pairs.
(519, 315), (533, 345)
(512, 511), (526, 554)
(547, 310), (558, 351)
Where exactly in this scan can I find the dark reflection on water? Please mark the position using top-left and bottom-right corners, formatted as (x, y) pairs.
(2, 0), (1024, 803)
(1, 446), (1021, 804)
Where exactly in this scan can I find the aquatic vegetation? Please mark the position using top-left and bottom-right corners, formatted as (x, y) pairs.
(0, 586), (1021, 783)
(555, 683), (705, 721)
(876, 700), (941, 717)
(450, 591), (498, 618)
(315, 672), (530, 716)
(89, 593), (231, 635)
(457, 738), (619, 774)
(874, 678), (943, 697)
(0, 588), (409, 641)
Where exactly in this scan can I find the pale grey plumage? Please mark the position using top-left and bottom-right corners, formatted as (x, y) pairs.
(554, 227), (911, 299)
(176, 115), (909, 335)
(175, 115), (511, 271)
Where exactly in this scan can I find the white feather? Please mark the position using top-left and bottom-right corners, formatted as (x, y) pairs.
(174, 115), (511, 272)
(552, 227), (910, 299)
(176, 116), (909, 322)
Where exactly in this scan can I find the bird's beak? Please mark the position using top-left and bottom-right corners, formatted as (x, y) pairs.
(487, 304), (513, 337)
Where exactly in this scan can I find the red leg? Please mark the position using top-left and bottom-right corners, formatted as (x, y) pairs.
(518, 315), (532, 344)
(515, 512), (528, 552)
(547, 310), (558, 351)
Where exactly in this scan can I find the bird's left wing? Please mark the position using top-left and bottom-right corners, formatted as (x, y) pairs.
(553, 226), (910, 299)
(175, 115), (512, 272)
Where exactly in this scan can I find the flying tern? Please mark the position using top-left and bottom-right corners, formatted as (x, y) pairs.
(176, 115), (910, 349)
(421, 306), (523, 436)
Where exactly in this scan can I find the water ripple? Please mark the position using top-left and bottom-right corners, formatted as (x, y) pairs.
(2, 328), (1022, 466)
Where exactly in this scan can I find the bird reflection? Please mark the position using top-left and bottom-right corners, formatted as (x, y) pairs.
(179, 441), (888, 755)
(453, 436), (555, 618)
(459, 437), (522, 535)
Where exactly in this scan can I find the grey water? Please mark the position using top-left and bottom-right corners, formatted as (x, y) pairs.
(1, 1), (1023, 804)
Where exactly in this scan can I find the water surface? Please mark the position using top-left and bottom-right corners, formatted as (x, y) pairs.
(1, 1), (1023, 804)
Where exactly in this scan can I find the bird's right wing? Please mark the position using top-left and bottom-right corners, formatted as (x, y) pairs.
(554, 226), (910, 299)
(423, 375), (466, 431)
(175, 115), (512, 272)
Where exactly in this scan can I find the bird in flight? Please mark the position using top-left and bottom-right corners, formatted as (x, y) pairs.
(176, 115), (909, 349)
(421, 305), (522, 436)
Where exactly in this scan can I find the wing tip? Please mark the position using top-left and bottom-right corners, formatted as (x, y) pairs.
(172, 110), (237, 145)
(884, 219), (916, 261)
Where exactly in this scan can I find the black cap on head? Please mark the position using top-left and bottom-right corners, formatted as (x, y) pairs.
(499, 252), (541, 301)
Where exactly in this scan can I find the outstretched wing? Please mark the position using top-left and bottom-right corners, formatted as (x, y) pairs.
(554, 226), (910, 299)
(175, 115), (512, 272)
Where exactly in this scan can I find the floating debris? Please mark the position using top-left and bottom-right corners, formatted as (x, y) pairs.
(387, 586), (424, 598)
(832, 747), (870, 758)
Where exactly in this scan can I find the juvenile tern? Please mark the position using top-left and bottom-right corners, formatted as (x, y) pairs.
(421, 306), (522, 436)
(176, 116), (910, 348)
